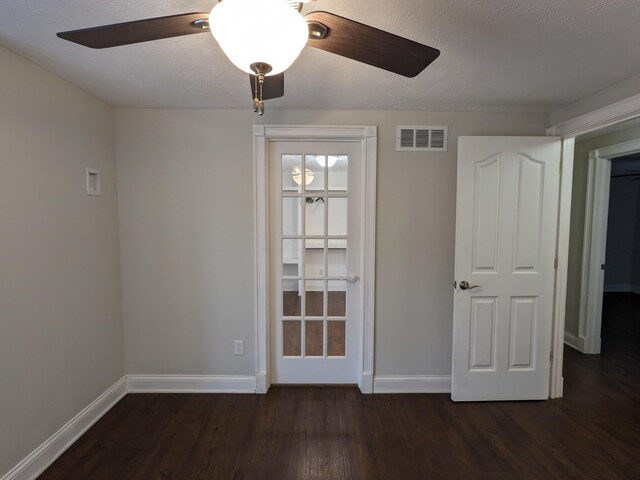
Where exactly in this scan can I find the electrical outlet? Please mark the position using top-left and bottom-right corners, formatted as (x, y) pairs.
(234, 340), (244, 356)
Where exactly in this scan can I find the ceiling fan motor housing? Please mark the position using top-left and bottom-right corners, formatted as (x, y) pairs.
(209, 0), (309, 76)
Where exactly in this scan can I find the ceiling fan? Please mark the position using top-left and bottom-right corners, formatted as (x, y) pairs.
(57, 0), (440, 115)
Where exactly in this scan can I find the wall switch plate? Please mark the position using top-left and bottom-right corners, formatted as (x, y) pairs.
(234, 340), (244, 355)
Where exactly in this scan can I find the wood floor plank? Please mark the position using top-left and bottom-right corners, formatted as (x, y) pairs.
(39, 293), (640, 479)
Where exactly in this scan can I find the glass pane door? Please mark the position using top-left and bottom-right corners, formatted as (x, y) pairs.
(281, 154), (348, 359)
(270, 141), (361, 384)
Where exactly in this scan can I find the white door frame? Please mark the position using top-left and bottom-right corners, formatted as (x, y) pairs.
(575, 139), (640, 355)
(548, 93), (640, 398)
(253, 124), (378, 394)
(549, 138), (575, 399)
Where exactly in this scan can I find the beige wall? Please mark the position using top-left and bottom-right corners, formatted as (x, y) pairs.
(564, 123), (640, 337)
(115, 108), (548, 377)
(0, 45), (123, 477)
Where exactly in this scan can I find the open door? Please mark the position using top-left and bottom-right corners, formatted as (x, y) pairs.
(452, 136), (561, 401)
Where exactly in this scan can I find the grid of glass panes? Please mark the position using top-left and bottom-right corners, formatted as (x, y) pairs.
(281, 153), (348, 358)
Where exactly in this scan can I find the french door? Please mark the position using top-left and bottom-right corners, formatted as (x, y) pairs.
(269, 140), (362, 384)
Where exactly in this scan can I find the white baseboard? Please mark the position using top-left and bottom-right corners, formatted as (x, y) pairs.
(126, 375), (256, 393)
(2, 371), (459, 479)
(564, 331), (579, 350)
(373, 375), (451, 393)
(359, 373), (374, 394)
(604, 284), (631, 292)
(1, 377), (127, 480)
(564, 331), (587, 353)
(255, 373), (268, 394)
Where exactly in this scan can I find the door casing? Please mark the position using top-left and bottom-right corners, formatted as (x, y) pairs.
(253, 125), (377, 394)
(548, 93), (640, 399)
(574, 138), (640, 354)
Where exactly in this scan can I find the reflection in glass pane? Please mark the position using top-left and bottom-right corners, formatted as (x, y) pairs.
(327, 280), (346, 317)
(282, 154), (302, 191)
(282, 239), (301, 277)
(283, 321), (301, 356)
(305, 280), (324, 317)
(327, 247), (347, 277)
(328, 321), (346, 356)
(327, 238), (347, 249)
(305, 321), (323, 356)
(305, 197), (325, 236)
(328, 197), (348, 236)
(328, 155), (348, 192)
(282, 281), (301, 316)
(304, 240), (324, 278)
(305, 155), (325, 192)
(282, 197), (301, 236)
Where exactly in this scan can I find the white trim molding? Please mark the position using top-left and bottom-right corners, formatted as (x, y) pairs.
(597, 138), (640, 158)
(1, 377), (127, 480)
(548, 92), (640, 138)
(549, 137), (575, 399)
(253, 124), (378, 394)
(126, 375), (257, 393)
(563, 331), (585, 352)
(373, 375), (451, 394)
(548, 96), (640, 397)
(577, 138), (640, 355)
(563, 332), (578, 350)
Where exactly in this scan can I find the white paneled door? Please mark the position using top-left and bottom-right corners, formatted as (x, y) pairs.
(269, 141), (362, 384)
(452, 137), (561, 401)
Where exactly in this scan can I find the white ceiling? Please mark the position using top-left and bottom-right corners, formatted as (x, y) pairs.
(1, 0), (640, 112)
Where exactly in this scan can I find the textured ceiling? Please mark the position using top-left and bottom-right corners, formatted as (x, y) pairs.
(1, 0), (640, 112)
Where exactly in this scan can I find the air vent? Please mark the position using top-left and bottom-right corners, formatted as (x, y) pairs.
(396, 126), (448, 152)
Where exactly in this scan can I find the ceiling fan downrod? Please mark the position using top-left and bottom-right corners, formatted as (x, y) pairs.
(250, 62), (272, 115)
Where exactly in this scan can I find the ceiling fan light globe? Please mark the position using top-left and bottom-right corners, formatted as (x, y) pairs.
(292, 166), (314, 186)
(209, 0), (308, 76)
(316, 155), (338, 168)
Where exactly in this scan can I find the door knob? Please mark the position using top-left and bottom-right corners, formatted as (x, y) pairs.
(340, 274), (360, 283)
(459, 280), (480, 290)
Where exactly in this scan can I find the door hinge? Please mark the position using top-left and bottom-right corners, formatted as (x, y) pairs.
(550, 350), (553, 362)
(554, 258), (558, 269)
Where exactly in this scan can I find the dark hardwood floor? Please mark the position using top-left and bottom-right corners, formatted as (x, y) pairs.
(40, 294), (640, 479)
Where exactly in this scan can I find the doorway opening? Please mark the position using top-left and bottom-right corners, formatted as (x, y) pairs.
(252, 125), (377, 394)
(562, 119), (640, 394)
(600, 153), (640, 362)
(565, 133), (640, 354)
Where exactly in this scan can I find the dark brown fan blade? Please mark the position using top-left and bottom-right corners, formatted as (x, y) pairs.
(249, 73), (285, 100)
(305, 11), (440, 77)
(57, 12), (210, 49)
